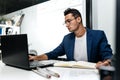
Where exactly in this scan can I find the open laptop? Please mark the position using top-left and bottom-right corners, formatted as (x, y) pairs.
(0, 34), (53, 70)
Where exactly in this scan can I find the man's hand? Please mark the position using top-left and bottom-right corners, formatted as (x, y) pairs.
(29, 54), (48, 61)
(29, 55), (37, 61)
(95, 59), (111, 69)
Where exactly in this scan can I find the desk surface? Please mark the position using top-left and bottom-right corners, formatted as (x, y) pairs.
(0, 61), (100, 80)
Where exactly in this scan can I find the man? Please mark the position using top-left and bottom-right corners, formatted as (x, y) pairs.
(29, 8), (113, 68)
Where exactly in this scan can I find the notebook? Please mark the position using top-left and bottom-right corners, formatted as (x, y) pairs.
(0, 34), (54, 70)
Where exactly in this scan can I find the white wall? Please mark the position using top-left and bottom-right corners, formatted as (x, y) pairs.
(92, 0), (116, 54)
(3, 0), (86, 55)
(2, 0), (116, 55)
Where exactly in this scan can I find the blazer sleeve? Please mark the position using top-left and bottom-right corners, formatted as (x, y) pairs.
(45, 38), (65, 60)
(98, 31), (113, 60)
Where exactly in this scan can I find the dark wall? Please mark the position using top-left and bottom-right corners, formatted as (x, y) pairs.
(86, 0), (92, 29)
(0, 0), (6, 15)
(0, 0), (49, 15)
(116, 0), (120, 52)
(115, 0), (120, 80)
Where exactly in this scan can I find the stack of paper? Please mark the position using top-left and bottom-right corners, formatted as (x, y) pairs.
(54, 61), (96, 69)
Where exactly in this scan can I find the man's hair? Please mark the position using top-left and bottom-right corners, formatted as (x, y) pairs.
(64, 8), (82, 19)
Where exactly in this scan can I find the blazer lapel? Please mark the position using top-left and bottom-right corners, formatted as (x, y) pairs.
(69, 33), (75, 61)
(87, 29), (92, 61)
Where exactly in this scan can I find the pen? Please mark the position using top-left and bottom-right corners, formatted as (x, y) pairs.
(32, 69), (51, 79)
(39, 63), (53, 68)
(45, 68), (60, 78)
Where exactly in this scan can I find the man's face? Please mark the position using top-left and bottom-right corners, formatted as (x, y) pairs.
(64, 13), (81, 32)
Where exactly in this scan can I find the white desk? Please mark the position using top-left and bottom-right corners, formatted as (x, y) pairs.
(0, 61), (100, 80)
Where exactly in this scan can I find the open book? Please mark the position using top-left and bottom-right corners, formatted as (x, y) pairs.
(54, 61), (96, 69)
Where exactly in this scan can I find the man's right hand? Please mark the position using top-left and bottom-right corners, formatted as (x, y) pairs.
(29, 54), (48, 61)
(29, 55), (38, 61)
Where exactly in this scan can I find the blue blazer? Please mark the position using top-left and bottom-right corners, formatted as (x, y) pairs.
(46, 28), (113, 63)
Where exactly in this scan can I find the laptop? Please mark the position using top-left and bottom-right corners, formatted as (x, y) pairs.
(0, 34), (53, 70)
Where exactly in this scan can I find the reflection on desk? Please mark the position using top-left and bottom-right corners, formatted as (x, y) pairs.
(0, 61), (100, 80)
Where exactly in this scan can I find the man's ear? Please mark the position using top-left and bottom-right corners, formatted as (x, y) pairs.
(76, 17), (81, 23)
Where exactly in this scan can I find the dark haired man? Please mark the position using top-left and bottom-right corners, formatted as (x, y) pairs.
(29, 8), (113, 68)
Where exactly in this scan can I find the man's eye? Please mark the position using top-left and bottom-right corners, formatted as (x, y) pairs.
(66, 20), (72, 23)
(67, 20), (71, 22)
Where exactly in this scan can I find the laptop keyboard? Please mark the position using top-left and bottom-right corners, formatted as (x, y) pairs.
(30, 60), (45, 67)
(30, 60), (60, 68)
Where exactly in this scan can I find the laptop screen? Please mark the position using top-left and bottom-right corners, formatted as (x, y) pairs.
(1, 34), (31, 70)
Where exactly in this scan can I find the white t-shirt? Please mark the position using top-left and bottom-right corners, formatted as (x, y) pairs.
(74, 32), (88, 61)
